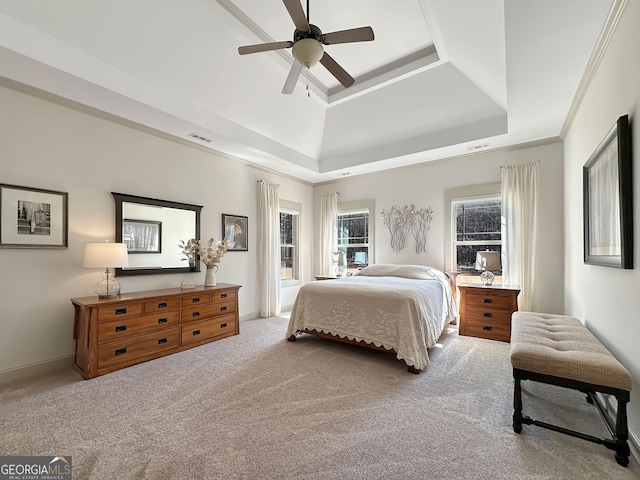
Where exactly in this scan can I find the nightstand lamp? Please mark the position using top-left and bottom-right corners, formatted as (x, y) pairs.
(332, 250), (346, 277)
(475, 250), (501, 286)
(83, 241), (129, 298)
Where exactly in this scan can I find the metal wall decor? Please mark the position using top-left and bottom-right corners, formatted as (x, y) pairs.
(381, 205), (434, 253)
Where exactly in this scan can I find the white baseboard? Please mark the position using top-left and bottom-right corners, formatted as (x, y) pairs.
(0, 355), (73, 385)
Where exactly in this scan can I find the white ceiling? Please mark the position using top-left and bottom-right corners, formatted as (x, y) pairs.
(0, 0), (615, 183)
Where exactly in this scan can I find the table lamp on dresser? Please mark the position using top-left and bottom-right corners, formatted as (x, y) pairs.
(83, 241), (129, 298)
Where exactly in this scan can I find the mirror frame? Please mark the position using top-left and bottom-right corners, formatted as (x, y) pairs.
(112, 192), (203, 276)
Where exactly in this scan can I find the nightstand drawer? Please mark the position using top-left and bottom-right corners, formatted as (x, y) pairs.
(464, 306), (513, 324)
(464, 292), (515, 310)
(98, 328), (179, 370)
(98, 311), (180, 342)
(463, 319), (511, 342)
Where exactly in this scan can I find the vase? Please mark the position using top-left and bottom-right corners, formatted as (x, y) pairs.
(204, 264), (218, 287)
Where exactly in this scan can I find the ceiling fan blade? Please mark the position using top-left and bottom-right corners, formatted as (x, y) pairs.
(283, 0), (310, 33)
(238, 41), (293, 55)
(319, 52), (355, 88)
(282, 61), (303, 94)
(321, 26), (374, 45)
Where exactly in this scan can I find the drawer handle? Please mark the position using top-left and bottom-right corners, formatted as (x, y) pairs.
(115, 325), (127, 333)
(157, 318), (168, 324)
(220, 306), (227, 312)
(115, 308), (127, 315)
(115, 347), (127, 356)
(221, 293), (228, 298)
(192, 312), (200, 318)
(483, 312), (493, 317)
(192, 298), (201, 303)
(158, 338), (168, 345)
(483, 325), (493, 331)
(220, 323), (227, 328)
(158, 302), (168, 308)
(192, 330), (201, 336)
(482, 298), (492, 304)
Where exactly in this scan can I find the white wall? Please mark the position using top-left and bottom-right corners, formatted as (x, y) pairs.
(313, 141), (565, 314)
(0, 81), (313, 376)
(563, 0), (640, 448)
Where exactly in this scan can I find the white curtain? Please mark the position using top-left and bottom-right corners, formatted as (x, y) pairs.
(501, 162), (538, 311)
(319, 193), (338, 275)
(258, 181), (281, 317)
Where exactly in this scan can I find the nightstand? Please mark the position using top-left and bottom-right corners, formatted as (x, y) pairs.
(458, 284), (520, 342)
(314, 275), (341, 281)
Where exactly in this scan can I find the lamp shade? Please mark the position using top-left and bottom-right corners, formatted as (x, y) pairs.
(292, 38), (324, 69)
(83, 242), (129, 268)
(475, 250), (501, 271)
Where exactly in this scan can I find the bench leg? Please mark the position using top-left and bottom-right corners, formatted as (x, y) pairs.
(612, 394), (630, 467)
(513, 376), (523, 433)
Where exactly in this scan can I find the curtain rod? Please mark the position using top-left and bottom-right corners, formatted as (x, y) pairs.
(257, 180), (280, 186)
(500, 160), (540, 169)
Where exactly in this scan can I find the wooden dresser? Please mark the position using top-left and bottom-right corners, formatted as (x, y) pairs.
(71, 283), (241, 379)
(458, 284), (520, 342)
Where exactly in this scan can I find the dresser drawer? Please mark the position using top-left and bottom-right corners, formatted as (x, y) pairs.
(98, 327), (179, 370)
(181, 300), (236, 323)
(464, 306), (513, 324)
(181, 314), (236, 345)
(464, 292), (515, 310)
(211, 290), (237, 303)
(144, 298), (180, 313)
(180, 293), (211, 307)
(98, 311), (180, 342)
(98, 302), (143, 322)
(463, 318), (511, 342)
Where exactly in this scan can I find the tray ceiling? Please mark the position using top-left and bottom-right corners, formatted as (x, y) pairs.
(0, 0), (615, 182)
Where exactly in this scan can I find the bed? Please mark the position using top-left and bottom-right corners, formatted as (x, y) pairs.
(286, 264), (458, 373)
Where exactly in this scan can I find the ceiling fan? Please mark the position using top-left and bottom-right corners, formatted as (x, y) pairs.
(238, 0), (374, 94)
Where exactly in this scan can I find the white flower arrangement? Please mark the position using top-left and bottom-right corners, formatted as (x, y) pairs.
(180, 237), (227, 267)
(197, 237), (227, 266)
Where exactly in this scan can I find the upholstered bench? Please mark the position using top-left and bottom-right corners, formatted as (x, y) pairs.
(510, 312), (632, 467)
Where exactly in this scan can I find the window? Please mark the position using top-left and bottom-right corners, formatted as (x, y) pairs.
(280, 202), (300, 282)
(337, 202), (373, 275)
(452, 195), (502, 284)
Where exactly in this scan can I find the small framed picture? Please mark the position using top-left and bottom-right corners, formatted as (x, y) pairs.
(123, 219), (162, 253)
(222, 214), (248, 251)
(0, 183), (68, 248)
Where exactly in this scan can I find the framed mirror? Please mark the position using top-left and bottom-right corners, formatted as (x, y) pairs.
(112, 192), (203, 276)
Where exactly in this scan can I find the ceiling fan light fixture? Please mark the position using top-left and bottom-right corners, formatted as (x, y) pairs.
(292, 38), (324, 68)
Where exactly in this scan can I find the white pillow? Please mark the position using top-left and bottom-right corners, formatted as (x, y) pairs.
(355, 264), (439, 280)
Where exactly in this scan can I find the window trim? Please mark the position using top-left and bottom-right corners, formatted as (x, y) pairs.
(280, 199), (301, 287)
(337, 199), (375, 271)
(445, 183), (500, 272)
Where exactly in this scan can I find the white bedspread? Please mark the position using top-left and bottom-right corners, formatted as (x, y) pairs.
(286, 265), (457, 370)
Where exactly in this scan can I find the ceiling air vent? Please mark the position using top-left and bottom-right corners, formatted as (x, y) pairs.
(188, 132), (213, 143)
(466, 143), (490, 151)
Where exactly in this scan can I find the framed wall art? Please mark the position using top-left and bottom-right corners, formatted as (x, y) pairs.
(123, 219), (162, 253)
(0, 184), (68, 248)
(222, 214), (248, 251)
(583, 114), (632, 268)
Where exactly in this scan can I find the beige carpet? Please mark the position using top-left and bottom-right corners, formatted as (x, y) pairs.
(1, 316), (638, 480)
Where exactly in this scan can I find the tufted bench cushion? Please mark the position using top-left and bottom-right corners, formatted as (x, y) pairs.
(510, 311), (632, 467)
(510, 312), (632, 391)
